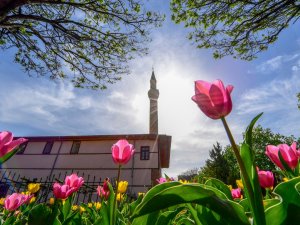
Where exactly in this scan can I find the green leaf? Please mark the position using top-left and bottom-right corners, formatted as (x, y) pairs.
(240, 143), (265, 225)
(132, 183), (249, 225)
(265, 177), (300, 225)
(130, 194), (143, 214)
(205, 178), (233, 200)
(107, 181), (115, 225)
(28, 204), (52, 225)
(132, 211), (160, 225)
(155, 207), (185, 225)
(244, 113), (263, 148)
(240, 113), (266, 225)
(3, 216), (16, 225)
(62, 211), (78, 225)
(99, 202), (110, 225)
(62, 197), (72, 221)
(0, 147), (19, 164)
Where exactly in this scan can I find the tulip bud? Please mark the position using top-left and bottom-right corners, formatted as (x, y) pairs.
(111, 139), (134, 165)
(192, 80), (233, 119)
(258, 170), (274, 189)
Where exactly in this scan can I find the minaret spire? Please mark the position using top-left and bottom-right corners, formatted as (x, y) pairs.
(148, 69), (159, 134)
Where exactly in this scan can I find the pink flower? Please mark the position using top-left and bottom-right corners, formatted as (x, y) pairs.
(111, 139), (135, 165)
(64, 174), (84, 192)
(292, 142), (300, 158)
(97, 179), (110, 200)
(266, 142), (298, 170)
(22, 194), (34, 204)
(192, 80), (233, 119)
(0, 131), (27, 157)
(257, 170), (274, 189)
(156, 177), (167, 184)
(231, 188), (242, 199)
(4, 193), (27, 211)
(53, 183), (75, 199)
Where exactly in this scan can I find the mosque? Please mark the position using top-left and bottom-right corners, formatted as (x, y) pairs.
(2, 71), (172, 194)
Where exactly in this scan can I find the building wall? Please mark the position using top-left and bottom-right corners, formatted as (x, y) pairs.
(3, 138), (161, 193)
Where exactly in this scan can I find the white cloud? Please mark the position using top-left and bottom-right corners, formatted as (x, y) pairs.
(253, 54), (300, 74)
(236, 72), (300, 137)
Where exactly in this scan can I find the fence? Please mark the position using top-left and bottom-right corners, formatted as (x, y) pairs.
(0, 170), (121, 204)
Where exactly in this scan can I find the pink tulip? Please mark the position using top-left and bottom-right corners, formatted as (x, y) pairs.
(4, 193), (27, 211)
(53, 183), (76, 199)
(22, 194), (34, 204)
(64, 174), (84, 191)
(111, 139), (135, 165)
(192, 80), (233, 119)
(266, 142), (298, 170)
(257, 170), (274, 189)
(291, 142), (300, 158)
(156, 177), (167, 184)
(0, 131), (27, 157)
(231, 188), (242, 199)
(97, 179), (110, 199)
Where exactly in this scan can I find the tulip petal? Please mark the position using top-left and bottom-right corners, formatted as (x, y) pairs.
(291, 142), (297, 152)
(278, 144), (298, 169)
(192, 94), (220, 119)
(1, 138), (27, 157)
(226, 85), (234, 94)
(265, 145), (283, 169)
(0, 131), (13, 150)
(209, 83), (225, 111)
(195, 80), (212, 96)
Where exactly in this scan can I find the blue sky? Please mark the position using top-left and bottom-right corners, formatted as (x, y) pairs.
(0, 1), (300, 177)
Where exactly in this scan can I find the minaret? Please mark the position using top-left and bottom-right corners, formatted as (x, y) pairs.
(148, 70), (159, 134)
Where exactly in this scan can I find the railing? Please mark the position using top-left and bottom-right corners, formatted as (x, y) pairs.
(0, 170), (105, 204)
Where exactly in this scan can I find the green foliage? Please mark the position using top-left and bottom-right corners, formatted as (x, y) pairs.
(170, 0), (300, 60)
(132, 182), (250, 225)
(265, 177), (300, 225)
(0, 0), (164, 89)
(200, 125), (300, 186)
(198, 142), (236, 185)
(250, 125), (299, 171)
(239, 113), (265, 225)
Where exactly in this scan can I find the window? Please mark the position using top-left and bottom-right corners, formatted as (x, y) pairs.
(16, 142), (28, 155)
(70, 141), (81, 154)
(140, 146), (150, 160)
(43, 141), (53, 154)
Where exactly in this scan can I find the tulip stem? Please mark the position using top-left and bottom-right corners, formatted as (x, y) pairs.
(112, 165), (121, 225)
(186, 203), (203, 225)
(221, 117), (259, 224)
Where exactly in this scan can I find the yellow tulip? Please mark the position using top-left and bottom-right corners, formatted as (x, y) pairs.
(236, 179), (244, 189)
(283, 177), (289, 182)
(88, 203), (93, 208)
(80, 206), (86, 213)
(179, 179), (189, 184)
(28, 183), (41, 194)
(72, 205), (78, 211)
(0, 198), (5, 205)
(30, 197), (36, 204)
(138, 192), (145, 197)
(117, 181), (128, 194)
(49, 198), (55, 205)
(116, 193), (123, 202)
(94, 202), (101, 210)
